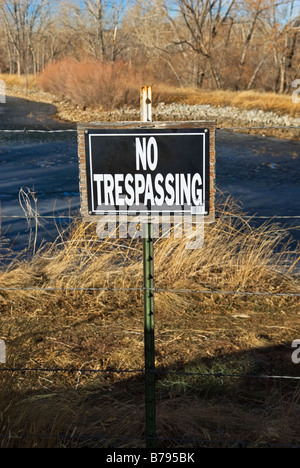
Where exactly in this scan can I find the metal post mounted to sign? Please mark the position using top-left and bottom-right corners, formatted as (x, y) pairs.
(141, 85), (152, 123)
(78, 88), (216, 449)
(141, 86), (156, 449)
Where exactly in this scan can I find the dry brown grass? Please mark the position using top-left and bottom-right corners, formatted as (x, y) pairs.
(0, 73), (37, 89)
(156, 85), (300, 118)
(2, 71), (299, 118)
(0, 196), (299, 447)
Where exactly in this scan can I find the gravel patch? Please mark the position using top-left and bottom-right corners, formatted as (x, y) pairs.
(5, 86), (300, 140)
(85, 102), (300, 140)
(153, 102), (300, 128)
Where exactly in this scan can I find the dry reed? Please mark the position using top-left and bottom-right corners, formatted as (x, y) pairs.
(0, 196), (299, 447)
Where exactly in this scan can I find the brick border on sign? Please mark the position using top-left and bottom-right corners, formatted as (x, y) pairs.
(77, 121), (216, 224)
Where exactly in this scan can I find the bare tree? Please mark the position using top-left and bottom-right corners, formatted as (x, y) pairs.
(264, 0), (300, 93)
(69, 0), (127, 61)
(122, 0), (185, 84)
(233, 0), (279, 90)
(0, 0), (52, 81)
(161, 0), (237, 88)
(0, 0), (299, 95)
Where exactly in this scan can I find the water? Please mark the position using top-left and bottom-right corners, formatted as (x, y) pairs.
(0, 97), (299, 258)
(0, 132), (79, 251)
(216, 130), (300, 220)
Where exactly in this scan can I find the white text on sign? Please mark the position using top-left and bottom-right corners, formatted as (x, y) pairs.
(93, 136), (203, 208)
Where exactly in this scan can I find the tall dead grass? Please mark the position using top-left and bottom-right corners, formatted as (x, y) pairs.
(0, 196), (299, 447)
(1, 197), (296, 301)
(0, 73), (36, 89)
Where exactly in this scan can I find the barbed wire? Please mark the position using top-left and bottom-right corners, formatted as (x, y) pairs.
(0, 367), (142, 375)
(0, 366), (299, 381)
(0, 124), (299, 449)
(0, 213), (299, 220)
(0, 214), (78, 219)
(0, 125), (300, 133)
(0, 127), (299, 223)
(155, 287), (300, 297)
(217, 125), (300, 130)
(238, 215), (300, 219)
(0, 285), (299, 296)
(0, 129), (77, 134)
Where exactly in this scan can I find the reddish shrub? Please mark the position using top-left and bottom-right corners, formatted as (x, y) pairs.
(38, 59), (143, 109)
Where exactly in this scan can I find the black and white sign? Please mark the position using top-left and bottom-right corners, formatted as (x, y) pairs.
(84, 128), (210, 216)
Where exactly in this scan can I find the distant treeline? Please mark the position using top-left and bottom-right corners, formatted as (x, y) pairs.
(0, 0), (299, 93)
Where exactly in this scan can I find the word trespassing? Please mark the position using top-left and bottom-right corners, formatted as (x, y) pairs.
(93, 172), (203, 207)
(93, 136), (203, 208)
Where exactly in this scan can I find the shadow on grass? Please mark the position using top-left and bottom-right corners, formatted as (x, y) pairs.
(0, 342), (299, 448)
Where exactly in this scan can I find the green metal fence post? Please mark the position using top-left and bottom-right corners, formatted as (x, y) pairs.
(143, 221), (156, 448)
(141, 85), (156, 449)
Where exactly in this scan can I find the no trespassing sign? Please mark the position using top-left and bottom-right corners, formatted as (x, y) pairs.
(78, 122), (216, 222)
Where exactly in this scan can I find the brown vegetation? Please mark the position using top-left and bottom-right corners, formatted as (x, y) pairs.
(37, 59), (144, 110)
(0, 1), (299, 94)
(0, 0), (300, 449)
(0, 197), (299, 447)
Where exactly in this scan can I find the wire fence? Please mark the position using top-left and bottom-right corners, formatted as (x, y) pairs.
(0, 126), (300, 448)
(0, 125), (300, 133)
(1, 213), (300, 220)
(0, 285), (299, 297)
(0, 365), (299, 381)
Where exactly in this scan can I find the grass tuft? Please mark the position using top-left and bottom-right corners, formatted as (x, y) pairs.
(0, 196), (299, 447)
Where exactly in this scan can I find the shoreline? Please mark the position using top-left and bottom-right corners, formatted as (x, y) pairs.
(4, 85), (300, 141)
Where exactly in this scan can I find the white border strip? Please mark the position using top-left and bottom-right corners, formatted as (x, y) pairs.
(88, 132), (206, 215)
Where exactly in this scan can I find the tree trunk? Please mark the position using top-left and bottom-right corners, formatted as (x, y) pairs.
(247, 57), (265, 90)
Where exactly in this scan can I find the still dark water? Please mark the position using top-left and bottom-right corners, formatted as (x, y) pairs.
(0, 97), (299, 255)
